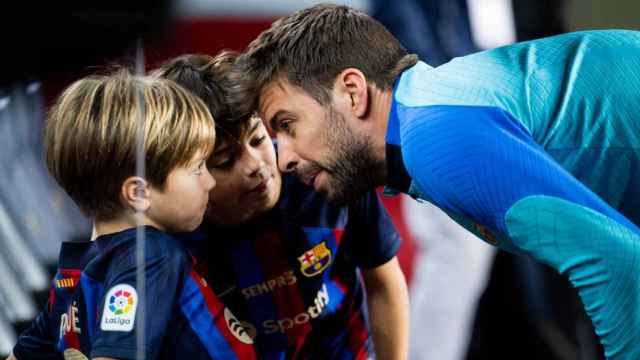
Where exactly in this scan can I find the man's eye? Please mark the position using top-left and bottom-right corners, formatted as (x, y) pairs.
(280, 120), (293, 134)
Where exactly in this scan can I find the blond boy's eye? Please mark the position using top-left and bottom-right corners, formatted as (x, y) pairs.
(193, 160), (205, 174)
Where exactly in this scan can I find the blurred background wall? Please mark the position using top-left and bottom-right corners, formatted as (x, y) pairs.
(567, 0), (640, 30)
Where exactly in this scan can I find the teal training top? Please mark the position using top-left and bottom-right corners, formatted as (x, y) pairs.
(385, 30), (640, 358)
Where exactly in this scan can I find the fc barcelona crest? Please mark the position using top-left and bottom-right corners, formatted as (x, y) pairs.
(298, 241), (332, 277)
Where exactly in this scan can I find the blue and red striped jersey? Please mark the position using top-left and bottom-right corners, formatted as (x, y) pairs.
(188, 174), (401, 359)
(13, 226), (257, 360)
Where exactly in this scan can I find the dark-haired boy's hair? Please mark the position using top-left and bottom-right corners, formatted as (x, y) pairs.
(152, 52), (250, 145)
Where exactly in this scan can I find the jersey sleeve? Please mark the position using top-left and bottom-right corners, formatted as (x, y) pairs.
(343, 191), (402, 268)
(90, 242), (188, 360)
(12, 296), (61, 360)
(400, 104), (640, 358)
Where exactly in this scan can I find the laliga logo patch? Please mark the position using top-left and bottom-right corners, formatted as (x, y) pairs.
(298, 241), (332, 277)
(101, 284), (137, 332)
(224, 308), (254, 344)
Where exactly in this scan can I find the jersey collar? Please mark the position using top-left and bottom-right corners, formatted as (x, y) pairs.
(383, 84), (412, 196)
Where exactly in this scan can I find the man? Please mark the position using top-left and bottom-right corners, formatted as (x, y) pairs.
(227, 4), (640, 359)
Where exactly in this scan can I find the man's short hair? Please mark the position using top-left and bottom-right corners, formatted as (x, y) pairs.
(44, 69), (215, 220)
(227, 3), (418, 120)
(153, 52), (251, 151)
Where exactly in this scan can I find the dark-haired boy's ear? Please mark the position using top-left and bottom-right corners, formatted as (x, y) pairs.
(121, 176), (151, 212)
(337, 68), (369, 118)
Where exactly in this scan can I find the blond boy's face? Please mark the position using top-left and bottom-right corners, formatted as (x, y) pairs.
(205, 118), (282, 225)
(147, 150), (216, 233)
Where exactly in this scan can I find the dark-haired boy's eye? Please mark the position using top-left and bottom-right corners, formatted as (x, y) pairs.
(250, 135), (266, 147)
(209, 157), (234, 170)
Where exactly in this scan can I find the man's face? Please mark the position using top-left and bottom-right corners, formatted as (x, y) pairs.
(259, 78), (384, 204)
(205, 117), (282, 225)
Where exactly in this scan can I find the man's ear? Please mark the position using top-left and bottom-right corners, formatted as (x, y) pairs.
(121, 176), (151, 212)
(336, 68), (369, 118)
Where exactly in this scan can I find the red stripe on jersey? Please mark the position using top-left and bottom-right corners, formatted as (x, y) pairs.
(345, 301), (370, 359)
(48, 286), (55, 313)
(289, 337), (307, 360)
(254, 231), (312, 344)
(331, 274), (349, 295)
(333, 229), (344, 246)
(59, 268), (82, 280)
(189, 270), (257, 359)
(63, 313), (82, 351)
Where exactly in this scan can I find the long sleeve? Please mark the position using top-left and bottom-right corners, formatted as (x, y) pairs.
(400, 104), (640, 358)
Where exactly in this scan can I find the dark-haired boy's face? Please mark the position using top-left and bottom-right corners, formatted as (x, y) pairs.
(259, 78), (384, 204)
(204, 117), (282, 225)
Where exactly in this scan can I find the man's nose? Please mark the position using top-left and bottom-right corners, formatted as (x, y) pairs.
(276, 136), (298, 173)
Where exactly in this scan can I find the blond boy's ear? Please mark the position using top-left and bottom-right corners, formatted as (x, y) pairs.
(120, 176), (151, 212)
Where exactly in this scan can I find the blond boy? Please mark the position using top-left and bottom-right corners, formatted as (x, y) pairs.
(10, 70), (256, 360)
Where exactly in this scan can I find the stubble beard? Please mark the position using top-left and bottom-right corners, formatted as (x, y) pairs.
(319, 106), (386, 204)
